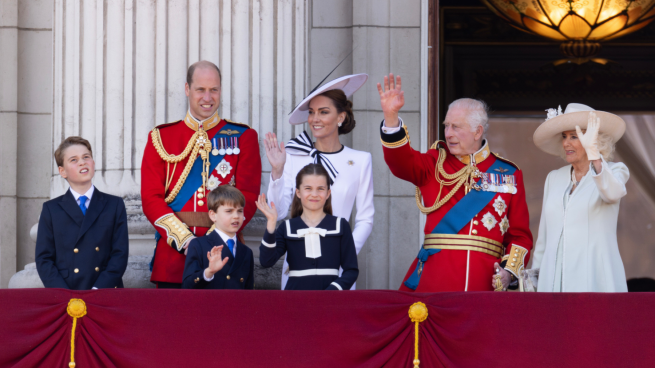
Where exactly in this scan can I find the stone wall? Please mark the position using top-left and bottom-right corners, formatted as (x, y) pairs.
(1, 0), (429, 289)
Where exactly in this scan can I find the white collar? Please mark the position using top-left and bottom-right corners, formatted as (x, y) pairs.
(214, 228), (237, 246)
(70, 185), (95, 201)
(187, 109), (213, 125)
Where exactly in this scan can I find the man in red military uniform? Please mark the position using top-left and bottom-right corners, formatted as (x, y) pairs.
(141, 60), (261, 288)
(377, 74), (533, 292)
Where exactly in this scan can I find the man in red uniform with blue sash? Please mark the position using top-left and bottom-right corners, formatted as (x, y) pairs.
(141, 61), (261, 288)
(377, 74), (533, 292)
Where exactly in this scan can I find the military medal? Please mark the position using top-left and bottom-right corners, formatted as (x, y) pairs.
(232, 137), (240, 155)
(218, 138), (226, 156)
(211, 138), (219, 156)
(226, 137), (234, 155)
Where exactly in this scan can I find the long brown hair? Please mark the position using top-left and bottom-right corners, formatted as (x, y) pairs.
(290, 164), (333, 218)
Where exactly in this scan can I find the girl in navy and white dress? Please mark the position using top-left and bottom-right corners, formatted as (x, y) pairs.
(256, 164), (359, 290)
(263, 74), (374, 290)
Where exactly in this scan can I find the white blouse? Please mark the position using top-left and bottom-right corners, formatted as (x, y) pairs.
(267, 145), (375, 289)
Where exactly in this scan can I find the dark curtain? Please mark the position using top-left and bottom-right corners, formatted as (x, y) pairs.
(1, 289), (655, 367)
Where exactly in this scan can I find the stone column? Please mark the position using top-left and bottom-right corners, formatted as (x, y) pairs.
(350, 0), (426, 289)
(0, 0), (18, 288)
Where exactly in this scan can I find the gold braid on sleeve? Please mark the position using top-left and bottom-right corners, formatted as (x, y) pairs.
(415, 148), (482, 214)
(150, 128), (212, 204)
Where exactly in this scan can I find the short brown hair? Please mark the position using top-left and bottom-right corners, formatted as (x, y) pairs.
(207, 185), (245, 212)
(54, 136), (93, 167)
(187, 60), (222, 86)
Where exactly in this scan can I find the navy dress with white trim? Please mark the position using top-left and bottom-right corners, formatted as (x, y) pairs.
(259, 215), (359, 290)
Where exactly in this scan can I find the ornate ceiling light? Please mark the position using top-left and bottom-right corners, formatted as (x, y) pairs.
(481, 0), (655, 62)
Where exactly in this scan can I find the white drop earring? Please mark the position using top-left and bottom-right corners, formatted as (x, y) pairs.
(338, 121), (343, 127)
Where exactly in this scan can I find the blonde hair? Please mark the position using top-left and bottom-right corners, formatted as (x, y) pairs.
(558, 132), (615, 161)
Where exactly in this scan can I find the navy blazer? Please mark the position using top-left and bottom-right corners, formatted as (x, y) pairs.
(35, 188), (129, 290)
(182, 230), (254, 289)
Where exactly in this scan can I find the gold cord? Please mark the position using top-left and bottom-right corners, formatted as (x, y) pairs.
(415, 148), (481, 214)
(151, 127), (212, 203)
(409, 302), (428, 368)
(67, 299), (87, 368)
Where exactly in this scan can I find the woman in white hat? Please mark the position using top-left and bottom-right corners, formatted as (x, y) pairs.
(263, 74), (374, 290)
(531, 103), (630, 292)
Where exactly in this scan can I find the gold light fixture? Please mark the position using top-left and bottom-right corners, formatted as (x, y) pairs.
(482, 0), (655, 62)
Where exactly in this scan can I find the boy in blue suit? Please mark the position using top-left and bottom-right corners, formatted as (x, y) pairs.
(35, 137), (129, 289)
(182, 186), (254, 289)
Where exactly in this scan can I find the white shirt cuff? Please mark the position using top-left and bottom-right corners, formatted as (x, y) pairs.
(381, 118), (404, 134)
(203, 269), (214, 282)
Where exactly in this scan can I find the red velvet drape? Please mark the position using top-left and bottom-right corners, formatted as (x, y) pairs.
(1, 289), (653, 367)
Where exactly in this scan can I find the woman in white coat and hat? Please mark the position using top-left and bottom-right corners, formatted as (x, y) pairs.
(531, 103), (629, 292)
(263, 74), (374, 290)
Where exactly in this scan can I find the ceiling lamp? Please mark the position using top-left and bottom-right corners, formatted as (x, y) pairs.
(482, 0), (655, 62)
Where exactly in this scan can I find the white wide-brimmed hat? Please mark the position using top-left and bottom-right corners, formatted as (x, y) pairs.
(288, 73), (368, 125)
(533, 103), (626, 156)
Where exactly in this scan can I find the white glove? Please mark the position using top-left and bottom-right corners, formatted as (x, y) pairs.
(575, 112), (601, 161)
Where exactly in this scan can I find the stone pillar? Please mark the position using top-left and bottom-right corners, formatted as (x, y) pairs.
(0, 0), (18, 288)
(350, 0), (425, 289)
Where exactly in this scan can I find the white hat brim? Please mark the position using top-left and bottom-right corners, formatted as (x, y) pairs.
(533, 110), (626, 156)
(289, 73), (368, 125)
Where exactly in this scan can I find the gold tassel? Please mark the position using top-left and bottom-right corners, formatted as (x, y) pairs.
(408, 302), (429, 368)
(67, 299), (87, 368)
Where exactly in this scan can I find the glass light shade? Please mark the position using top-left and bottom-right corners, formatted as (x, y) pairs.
(482, 0), (655, 41)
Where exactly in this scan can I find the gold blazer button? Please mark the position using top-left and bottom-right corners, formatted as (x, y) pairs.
(226, 275), (231, 280)
(95, 267), (100, 272)
(74, 268), (79, 273)
(96, 247), (100, 251)
(74, 248), (79, 253)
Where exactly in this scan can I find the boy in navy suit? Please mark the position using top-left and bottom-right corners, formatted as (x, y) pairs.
(182, 186), (254, 289)
(35, 137), (129, 289)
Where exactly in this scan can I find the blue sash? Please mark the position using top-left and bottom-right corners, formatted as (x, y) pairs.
(168, 123), (248, 212)
(404, 158), (516, 290)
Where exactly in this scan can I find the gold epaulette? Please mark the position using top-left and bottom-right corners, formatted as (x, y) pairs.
(224, 119), (250, 129)
(155, 214), (195, 252)
(492, 152), (520, 170)
(380, 124), (411, 148)
(504, 244), (528, 278)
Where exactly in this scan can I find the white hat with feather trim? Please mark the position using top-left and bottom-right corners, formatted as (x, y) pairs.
(533, 103), (626, 156)
(288, 73), (368, 125)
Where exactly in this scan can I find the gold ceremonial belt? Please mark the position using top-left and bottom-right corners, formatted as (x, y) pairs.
(424, 234), (504, 258)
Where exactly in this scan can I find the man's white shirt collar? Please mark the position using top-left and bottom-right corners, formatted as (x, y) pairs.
(70, 185), (95, 208)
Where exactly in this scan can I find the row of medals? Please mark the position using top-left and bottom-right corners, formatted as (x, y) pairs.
(481, 173), (517, 194)
(211, 137), (240, 156)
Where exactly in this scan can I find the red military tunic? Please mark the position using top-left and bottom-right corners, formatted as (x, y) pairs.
(381, 122), (533, 292)
(141, 111), (261, 284)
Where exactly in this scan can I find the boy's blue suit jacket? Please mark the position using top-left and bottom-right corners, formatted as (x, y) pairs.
(35, 188), (129, 289)
(182, 230), (254, 289)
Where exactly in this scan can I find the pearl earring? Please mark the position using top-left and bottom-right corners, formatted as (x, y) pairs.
(338, 121), (343, 127)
